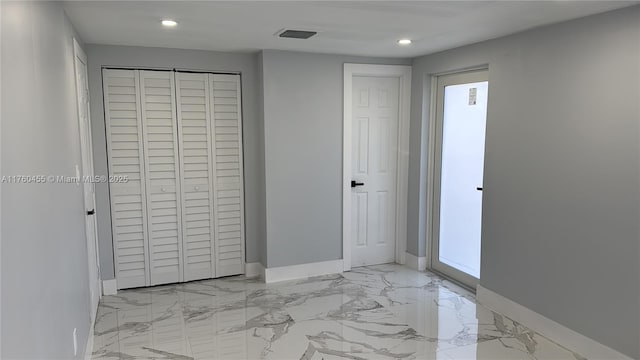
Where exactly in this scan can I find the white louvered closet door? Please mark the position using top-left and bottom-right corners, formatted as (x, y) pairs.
(105, 70), (245, 289)
(175, 72), (217, 281)
(139, 70), (184, 286)
(210, 74), (245, 277)
(103, 69), (150, 289)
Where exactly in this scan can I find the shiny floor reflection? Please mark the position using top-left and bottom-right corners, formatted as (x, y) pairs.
(92, 264), (585, 359)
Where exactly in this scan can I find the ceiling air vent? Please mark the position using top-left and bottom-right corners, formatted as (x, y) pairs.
(278, 29), (317, 39)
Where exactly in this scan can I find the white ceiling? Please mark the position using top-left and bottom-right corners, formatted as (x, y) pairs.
(64, 1), (637, 58)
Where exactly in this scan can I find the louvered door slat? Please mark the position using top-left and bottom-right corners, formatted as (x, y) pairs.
(103, 69), (150, 289)
(176, 72), (216, 281)
(140, 70), (184, 285)
(210, 74), (245, 277)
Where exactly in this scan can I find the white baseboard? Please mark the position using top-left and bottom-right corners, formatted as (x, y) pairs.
(405, 252), (427, 271)
(476, 285), (632, 360)
(102, 279), (117, 295)
(264, 259), (343, 283)
(245, 262), (265, 279)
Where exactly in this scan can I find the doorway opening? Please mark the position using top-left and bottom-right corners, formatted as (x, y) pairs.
(430, 69), (489, 288)
(342, 64), (411, 271)
(73, 38), (101, 322)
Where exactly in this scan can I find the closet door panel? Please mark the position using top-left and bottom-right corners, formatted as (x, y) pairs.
(176, 72), (216, 281)
(210, 74), (245, 277)
(103, 69), (150, 289)
(140, 70), (184, 285)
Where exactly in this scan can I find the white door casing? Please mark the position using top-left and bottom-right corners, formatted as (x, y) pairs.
(343, 64), (411, 271)
(350, 76), (399, 267)
(73, 39), (101, 321)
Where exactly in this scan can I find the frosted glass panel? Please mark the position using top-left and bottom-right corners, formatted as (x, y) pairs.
(438, 81), (488, 278)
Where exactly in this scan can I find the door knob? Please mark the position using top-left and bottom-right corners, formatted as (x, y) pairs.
(476, 187), (483, 191)
(87, 209), (95, 215)
(351, 180), (365, 188)
(194, 186), (200, 191)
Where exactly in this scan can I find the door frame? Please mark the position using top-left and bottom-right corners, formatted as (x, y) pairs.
(342, 63), (411, 271)
(427, 67), (489, 289)
(73, 38), (102, 316)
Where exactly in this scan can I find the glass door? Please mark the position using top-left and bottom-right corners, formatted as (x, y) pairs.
(431, 70), (489, 289)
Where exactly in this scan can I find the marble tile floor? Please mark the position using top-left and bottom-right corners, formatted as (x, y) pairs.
(92, 264), (586, 360)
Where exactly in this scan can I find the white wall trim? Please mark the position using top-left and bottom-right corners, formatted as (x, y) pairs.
(245, 262), (265, 279)
(264, 259), (343, 283)
(405, 252), (427, 271)
(343, 63), (412, 271)
(102, 279), (117, 296)
(476, 285), (633, 360)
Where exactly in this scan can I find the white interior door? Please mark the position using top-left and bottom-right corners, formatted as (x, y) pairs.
(105, 69), (246, 289)
(175, 72), (217, 281)
(139, 70), (184, 286)
(350, 76), (399, 267)
(209, 74), (245, 277)
(73, 39), (100, 319)
(432, 69), (489, 288)
(103, 69), (151, 290)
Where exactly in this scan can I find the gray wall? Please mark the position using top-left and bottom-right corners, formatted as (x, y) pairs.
(411, 7), (640, 358)
(406, 67), (430, 257)
(260, 50), (411, 268)
(85, 45), (266, 278)
(1, 2), (92, 358)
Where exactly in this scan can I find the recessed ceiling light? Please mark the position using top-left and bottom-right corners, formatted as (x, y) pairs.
(161, 20), (178, 27)
(397, 39), (412, 45)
